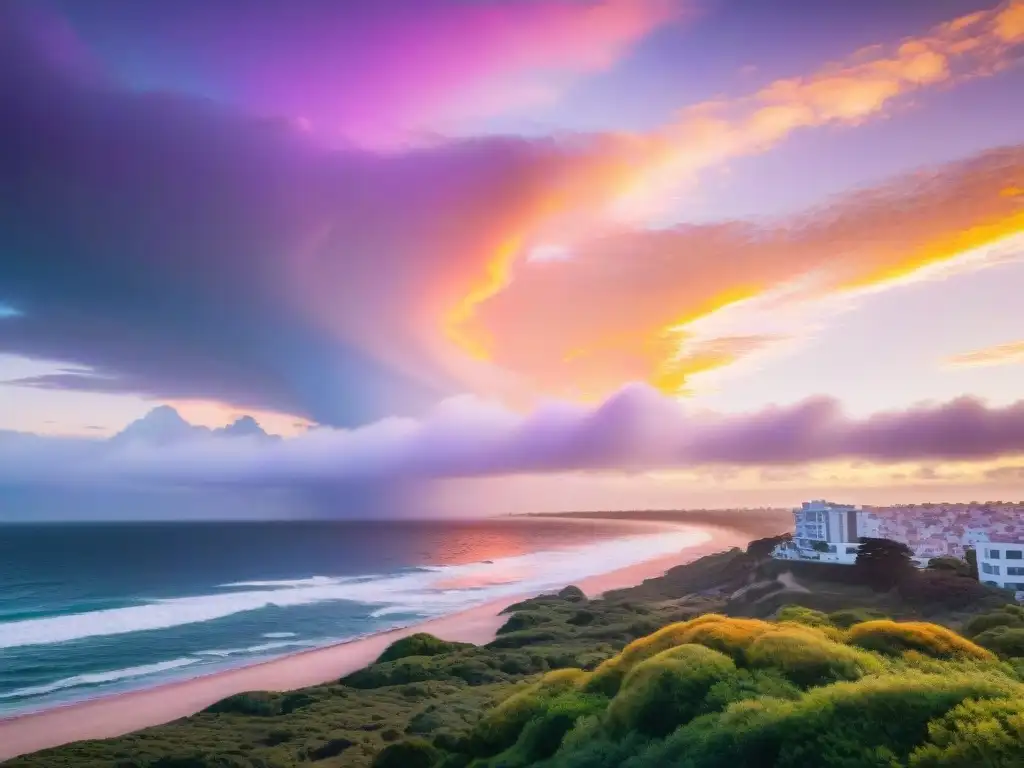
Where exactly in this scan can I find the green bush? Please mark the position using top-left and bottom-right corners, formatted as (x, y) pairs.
(469, 669), (588, 756)
(962, 606), (1024, 638)
(909, 698), (1024, 766)
(605, 644), (737, 737)
(973, 626), (1024, 659)
(701, 668), (802, 713)
(371, 738), (441, 768)
(558, 585), (587, 602)
(306, 737), (355, 759)
(585, 615), (771, 695)
(630, 670), (1021, 768)
(377, 633), (473, 663)
(827, 607), (889, 629)
(847, 620), (994, 660)
(512, 691), (607, 761)
(497, 610), (558, 635)
(202, 692), (289, 717)
(774, 605), (832, 628)
(745, 626), (882, 688)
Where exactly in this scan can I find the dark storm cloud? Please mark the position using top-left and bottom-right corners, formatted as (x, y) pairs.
(0, 4), (599, 425)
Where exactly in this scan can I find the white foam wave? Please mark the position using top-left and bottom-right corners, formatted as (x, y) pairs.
(0, 658), (198, 699)
(0, 528), (710, 650)
(217, 576), (357, 589)
(261, 632), (297, 639)
(195, 639), (316, 658)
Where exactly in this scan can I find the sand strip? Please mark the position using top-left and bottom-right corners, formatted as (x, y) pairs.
(0, 541), (721, 762)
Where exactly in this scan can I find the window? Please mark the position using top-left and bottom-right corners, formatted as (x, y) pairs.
(846, 546), (858, 555)
(987, 549), (1001, 559)
(1007, 566), (1024, 576)
(1006, 550), (1023, 560)
(982, 563), (1001, 575)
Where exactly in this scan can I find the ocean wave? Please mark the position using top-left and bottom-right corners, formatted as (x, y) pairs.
(195, 639), (317, 658)
(216, 575), (357, 589)
(0, 529), (709, 650)
(0, 658), (198, 699)
(261, 632), (297, 639)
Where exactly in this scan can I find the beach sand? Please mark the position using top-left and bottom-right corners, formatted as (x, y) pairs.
(0, 540), (721, 762)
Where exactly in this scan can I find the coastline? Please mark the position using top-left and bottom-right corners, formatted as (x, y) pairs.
(0, 538), (722, 762)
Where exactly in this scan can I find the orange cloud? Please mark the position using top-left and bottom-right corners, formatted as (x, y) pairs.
(946, 340), (1024, 368)
(614, 0), (1024, 220)
(470, 147), (1024, 399)
(435, 0), (1024, 404)
(435, 1), (1024, 406)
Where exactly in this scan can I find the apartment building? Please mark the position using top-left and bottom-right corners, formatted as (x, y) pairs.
(774, 500), (867, 565)
(979, 542), (1024, 592)
(773, 501), (1024, 598)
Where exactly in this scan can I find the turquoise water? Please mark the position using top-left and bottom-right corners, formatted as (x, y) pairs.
(0, 519), (704, 715)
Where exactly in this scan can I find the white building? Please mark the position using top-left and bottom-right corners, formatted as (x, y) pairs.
(978, 542), (1024, 594)
(771, 499), (1015, 573)
(773, 500), (866, 565)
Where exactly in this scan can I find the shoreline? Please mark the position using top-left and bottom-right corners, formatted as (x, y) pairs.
(0, 537), (724, 761)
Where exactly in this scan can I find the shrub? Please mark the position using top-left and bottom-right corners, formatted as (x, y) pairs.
(307, 737), (355, 759)
(605, 644), (738, 737)
(847, 621), (995, 661)
(774, 605), (832, 628)
(342, 656), (439, 688)
(827, 607), (889, 629)
(926, 556), (972, 577)
(470, 669), (588, 755)
(909, 698), (1024, 766)
(377, 633), (472, 663)
(558, 585), (587, 602)
(202, 692), (286, 717)
(634, 669), (1021, 768)
(371, 738), (441, 768)
(745, 627), (882, 688)
(567, 609), (595, 626)
(585, 615), (771, 695)
(701, 668), (802, 713)
(899, 570), (1001, 612)
(973, 627), (1024, 659)
(962, 606), (1024, 638)
(512, 691), (608, 761)
(497, 610), (560, 635)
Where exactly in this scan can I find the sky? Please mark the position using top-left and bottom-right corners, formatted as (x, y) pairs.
(1, 0), (1024, 517)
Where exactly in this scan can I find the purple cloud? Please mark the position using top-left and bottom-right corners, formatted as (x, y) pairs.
(0, 3), (609, 425)
(4, 386), (1024, 488)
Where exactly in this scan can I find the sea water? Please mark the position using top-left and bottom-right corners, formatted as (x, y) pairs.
(0, 519), (708, 715)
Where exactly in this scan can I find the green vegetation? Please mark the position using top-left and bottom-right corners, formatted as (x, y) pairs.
(10, 538), (1022, 768)
(465, 615), (1023, 768)
(375, 633), (473, 663)
(855, 537), (916, 591)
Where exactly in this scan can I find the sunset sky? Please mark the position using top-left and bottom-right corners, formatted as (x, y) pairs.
(2, 0), (1023, 514)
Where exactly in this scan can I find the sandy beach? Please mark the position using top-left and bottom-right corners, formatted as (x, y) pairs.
(0, 540), (720, 762)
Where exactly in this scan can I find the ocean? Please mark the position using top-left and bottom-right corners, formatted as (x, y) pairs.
(0, 518), (708, 716)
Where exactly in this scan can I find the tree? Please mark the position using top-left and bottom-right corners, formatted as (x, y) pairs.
(747, 534), (791, 560)
(926, 556), (970, 578)
(963, 547), (980, 581)
(855, 537), (915, 591)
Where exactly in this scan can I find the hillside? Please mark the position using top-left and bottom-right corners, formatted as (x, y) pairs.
(9, 544), (1022, 768)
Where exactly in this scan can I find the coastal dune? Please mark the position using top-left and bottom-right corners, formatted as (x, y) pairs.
(0, 544), (717, 761)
